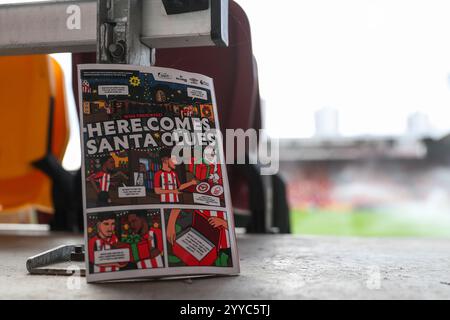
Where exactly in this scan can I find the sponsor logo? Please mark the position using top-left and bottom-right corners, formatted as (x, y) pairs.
(196, 182), (211, 194)
(176, 75), (188, 83)
(211, 185), (224, 196)
(189, 78), (199, 85)
(157, 72), (171, 80)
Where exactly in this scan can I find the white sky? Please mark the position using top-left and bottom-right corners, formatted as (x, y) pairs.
(236, 0), (450, 138)
(4, 0), (450, 168)
(50, 53), (82, 171)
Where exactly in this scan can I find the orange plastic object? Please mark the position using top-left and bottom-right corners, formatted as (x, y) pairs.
(0, 55), (70, 213)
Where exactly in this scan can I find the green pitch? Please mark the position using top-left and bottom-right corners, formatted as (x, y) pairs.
(290, 209), (450, 237)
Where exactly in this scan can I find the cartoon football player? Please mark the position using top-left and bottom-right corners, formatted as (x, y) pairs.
(154, 148), (198, 245)
(104, 101), (113, 115)
(154, 148), (197, 203)
(87, 155), (128, 206)
(166, 209), (231, 266)
(202, 210), (231, 253)
(88, 214), (124, 273)
(127, 212), (164, 269)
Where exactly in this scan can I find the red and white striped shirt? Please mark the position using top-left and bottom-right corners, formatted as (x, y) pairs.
(196, 210), (230, 249)
(136, 229), (164, 269)
(89, 171), (111, 192)
(154, 170), (180, 203)
(88, 234), (119, 273)
(82, 80), (91, 93)
(181, 106), (194, 118)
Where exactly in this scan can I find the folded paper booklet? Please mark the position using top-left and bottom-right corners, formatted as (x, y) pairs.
(78, 64), (240, 282)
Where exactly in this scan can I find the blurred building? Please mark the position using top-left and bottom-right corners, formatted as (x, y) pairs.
(315, 107), (339, 138)
(407, 112), (431, 138)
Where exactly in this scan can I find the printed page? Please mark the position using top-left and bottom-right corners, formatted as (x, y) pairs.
(78, 64), (239, 282)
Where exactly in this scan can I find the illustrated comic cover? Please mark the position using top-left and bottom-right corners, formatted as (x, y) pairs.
(78, 64), (239, 282)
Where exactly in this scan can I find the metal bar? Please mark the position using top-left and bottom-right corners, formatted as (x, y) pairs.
(0, 0), (97, 55)
(26, 244), (86, 276)
(0, 223), (50, 232)
(0, 0), (227, 56)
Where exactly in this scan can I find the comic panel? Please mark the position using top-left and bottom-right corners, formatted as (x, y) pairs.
(81, 69), (226, 209)
(87, 209), (165, 273)
(164, 209), (233, 268)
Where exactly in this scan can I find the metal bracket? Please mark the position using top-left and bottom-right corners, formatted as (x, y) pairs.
(97, 0), (153, 66)
(26, 244), (85, 276)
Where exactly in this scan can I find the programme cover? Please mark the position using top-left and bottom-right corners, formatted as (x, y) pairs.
(78, 64), (239, 282)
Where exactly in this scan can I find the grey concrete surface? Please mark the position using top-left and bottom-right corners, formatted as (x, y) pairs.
(1, 232), (449, 299)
